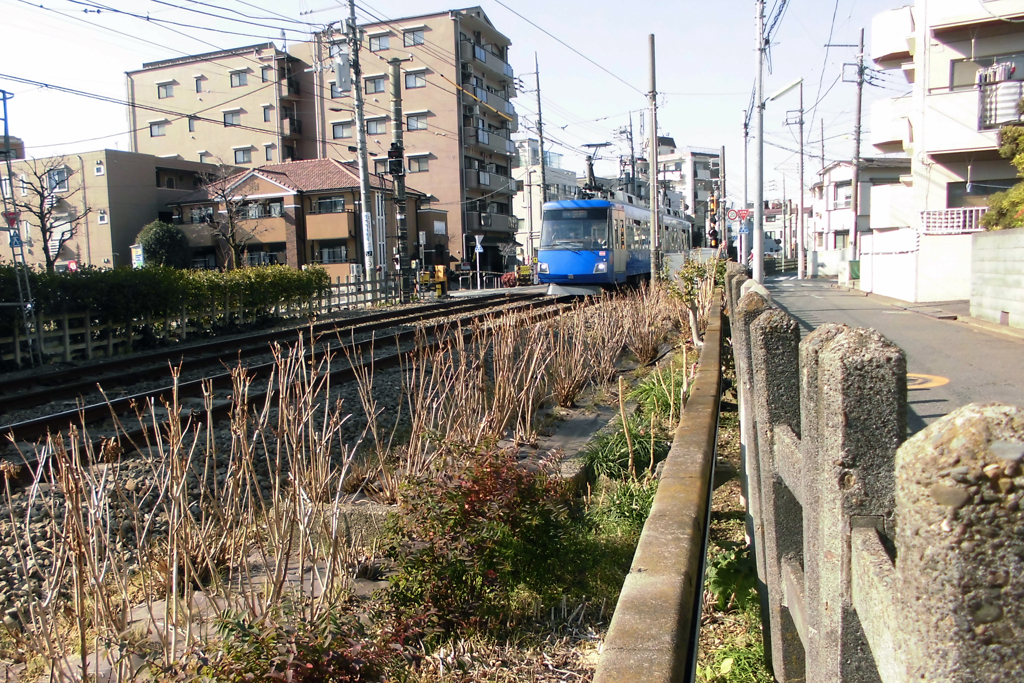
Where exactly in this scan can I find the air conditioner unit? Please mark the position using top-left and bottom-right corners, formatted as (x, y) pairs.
(461, 62), (473, 74)
(480, 213), (492, 227)
(473, 105), (482, 116)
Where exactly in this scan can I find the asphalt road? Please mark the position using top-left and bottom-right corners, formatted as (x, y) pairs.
(764, 276), (1024, 436)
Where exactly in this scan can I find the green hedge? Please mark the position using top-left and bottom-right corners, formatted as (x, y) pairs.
(0, 264), (330, 332)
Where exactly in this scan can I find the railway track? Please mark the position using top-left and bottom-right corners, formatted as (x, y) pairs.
(0, 290), (541, 418)
(1, 291), (576, 470)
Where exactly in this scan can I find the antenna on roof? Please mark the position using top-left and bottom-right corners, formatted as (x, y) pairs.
(281, 29), (287, 52)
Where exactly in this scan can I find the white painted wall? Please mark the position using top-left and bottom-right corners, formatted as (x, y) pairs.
(917, 234), (973, 301)
(971, 228), (1024, 329)
(861, 228), (919, 301)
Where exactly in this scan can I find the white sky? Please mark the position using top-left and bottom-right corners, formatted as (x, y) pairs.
(0, 0), (912, 208)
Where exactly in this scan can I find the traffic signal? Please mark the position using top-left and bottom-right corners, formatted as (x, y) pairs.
(708, 195), (717, 214)
(387, 144), (404, 176)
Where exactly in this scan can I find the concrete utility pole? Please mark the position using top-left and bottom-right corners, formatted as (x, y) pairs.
(753, 0), (766, 283)
(742, 110), (749, 266)
(850, 27), (865, 264)
(347, 0), (374, 281)
(648, 34), (661, 275)
(389, 56), (411, 300)
(719, 145), (726, 254)
(798, 81), (806, 279)
(525, 167), (534, 263)
(534, 53), (549, 204)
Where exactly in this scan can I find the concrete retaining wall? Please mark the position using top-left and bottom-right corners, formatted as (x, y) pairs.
(724, 261), (1024, 682)
(861, 231), (973, 303)
(971, 227), (1024, 329)
(594, 290), (722, 683)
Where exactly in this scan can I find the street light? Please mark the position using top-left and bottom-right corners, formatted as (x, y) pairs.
(768, 77), (806, 280)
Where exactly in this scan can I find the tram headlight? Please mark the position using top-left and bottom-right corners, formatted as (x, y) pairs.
(593, 262), (608, 273)
(538, 262), (549, 273)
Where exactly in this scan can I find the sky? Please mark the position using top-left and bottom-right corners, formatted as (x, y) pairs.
(0, 0), (913, 209)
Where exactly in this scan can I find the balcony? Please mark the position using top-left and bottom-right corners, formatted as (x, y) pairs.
(460, 40), (514, 85)
(920, 207), (987, 235)
(871, 95), (912, 153)
(280, 76), (300, 99)
(465, 211), (515, 233)
(463, 126), (515, 157)
(923, 90), (1000, 158)
(306, 212), (354, 241)
(871, 6), (913, 69)
(489, 92), (518, 133)
(282, 116), (302, 137)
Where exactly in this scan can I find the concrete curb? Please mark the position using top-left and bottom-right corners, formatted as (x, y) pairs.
(595, 291), (723, 683)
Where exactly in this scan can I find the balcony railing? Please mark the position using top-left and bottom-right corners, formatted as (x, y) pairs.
(282, 117), (302, 136)
(980, 80), (1024, 130)
(920, 207), (988, 235)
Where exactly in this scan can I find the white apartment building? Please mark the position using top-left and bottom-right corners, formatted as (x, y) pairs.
(511, 138), (577, 262)
(863, 0), (1024, 301)
(643, 139), (720, 244)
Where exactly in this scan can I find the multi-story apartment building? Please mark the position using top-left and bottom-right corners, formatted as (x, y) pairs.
(642, 139), (720, 243)
(512, 139), (578, 262)
(127, 44), (304, 167)
(1, 149), (219, 270)
(865, 0), (1024, 299)
(127, 7), (519, 275)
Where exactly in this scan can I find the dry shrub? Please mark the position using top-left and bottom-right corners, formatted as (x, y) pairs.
(547, 302), (593, 407)
(620, 282), (669, 365)
(585, 294), (625, 384)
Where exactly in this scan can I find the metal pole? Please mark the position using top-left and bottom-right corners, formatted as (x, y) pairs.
(534, 53), (549, 204)
(720, 145), (726, 256)
(348, 0), (374, 281)
(753, 0), (766, 283)
(389, 56), (410, 300)
(648, 34), (661, 275)
(526, 167), (534, 267)
(782, 174), (788, 258)
(798, 81), (806, 279)
(850, 27), (865, 266)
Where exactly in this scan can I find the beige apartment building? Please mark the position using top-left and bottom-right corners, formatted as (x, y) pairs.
(1, 149), (219, 270)
(127, 6), (519, 274)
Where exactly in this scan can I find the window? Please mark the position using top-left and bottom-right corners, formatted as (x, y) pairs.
(97, 209), (108, 224)
(157, 83), (173, 99)
(263, 106), (272, 122)
(369, 35), (389, 51)
(332, 121), (353, 139)
(832, 181), (851, 209)
(224, 111), (241, 127)
(409, 157), (429, 173)
(262, 67), (273, 82)
(405, 72), (426, 89)
(284, 144), (295, 161)
(188, 116), (196, 132)
(48, 167), (69, 192)
(0, 176), (9, 198)
(269, 201), (283, 217)
(94, 162), (104, 176)
(951, 52), (1024, 89)
(331, 82), (343, 98)
(230, 71), (248, 87)
(367, 119), (386, 135)
(150, 122), (166, 137)
(195, 77), (203, 93)
(235, 148), (252, 164)
(374, 159), (388, 174)
(365, 77), (385, 94)
(407, 114), (427, 130)
(316, 196), (345, 213)
(245, 202), (264, 219)
(165, 177), (175, 189)
(190, 207), (213, 223)
(198, 152), (209, 164)
(266, 146), (274, 161)
(404, 30), (424, 46)
(947, 178), (1018, 207)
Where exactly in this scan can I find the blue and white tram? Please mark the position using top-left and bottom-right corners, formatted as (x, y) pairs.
(537, 198), (692, 295)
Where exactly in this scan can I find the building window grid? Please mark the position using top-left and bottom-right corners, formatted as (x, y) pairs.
(332, 122), (353, 139)
(230, 72), (248, 87)
(370, 35), (389, 51)
(157, 84), (173, 99)
(404, 30), (424, 47)
(266, 146), (273, 161)
(188, 117), (196, 132)
(407, 114), (427, 130)
(367, 119), (386, 135)
(235, 148), (252, 164)
(224, 111), (241, 127)
(195, 77), (202, 93)
(316, 196), (345, 213)
(405, 72), (426, 89)
(262, 67), (273, 82)
(366, 77), (385, 94)
(264, 107), (272, 122)
(409, 157), (429, 173)
(150, 122), (166, 137)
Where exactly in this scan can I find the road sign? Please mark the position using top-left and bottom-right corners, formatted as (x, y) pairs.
(727, 209), (738, 221)
(9, 229), (22, 248)
(131, 243), (145, 268)
(2, 210), (19, 229)
(475, 245), (484, 254)
(738, 225), (750, 235)
(737, 209), (751, 220)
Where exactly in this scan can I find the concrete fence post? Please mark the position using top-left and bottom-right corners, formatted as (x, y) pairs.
(813, 328), (905, 681)
(749, 308), (804, 682)
(797, 323), (849, 680)
(896, 403), (1024, 682)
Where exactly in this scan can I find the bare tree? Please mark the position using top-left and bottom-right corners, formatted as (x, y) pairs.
(196, 166), (268, 270)
(9, 156), (91, 273)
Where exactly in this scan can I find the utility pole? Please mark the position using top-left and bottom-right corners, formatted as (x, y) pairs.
(534, 53), (549, 204)
(742, 110), (749, 266)
(389, 56), (411, 300)
(850, 27), (865, 265)
(347, 0), (374, 282)
(753, 0), (766, 283)
(798, 82), (806, 279)
(648, 34), (660, 275)
(525, 167), (534, 265)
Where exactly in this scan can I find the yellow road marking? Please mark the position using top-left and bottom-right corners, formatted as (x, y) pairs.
(907, 373), (949, 389)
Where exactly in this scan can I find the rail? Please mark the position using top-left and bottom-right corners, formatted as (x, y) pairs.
(594, 290), (722, 683)
(920, 207), (987, 234)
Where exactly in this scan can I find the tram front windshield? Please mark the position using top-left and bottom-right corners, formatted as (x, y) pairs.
(540, 208), (609, 250)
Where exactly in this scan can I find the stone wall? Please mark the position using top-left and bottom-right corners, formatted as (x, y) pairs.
(971, 227), (1024, 329)
(725, 261), (1024, 682)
